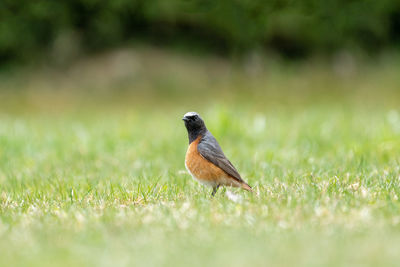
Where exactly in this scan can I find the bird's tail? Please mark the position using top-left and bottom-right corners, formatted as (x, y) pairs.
(241, 182), (253, 192)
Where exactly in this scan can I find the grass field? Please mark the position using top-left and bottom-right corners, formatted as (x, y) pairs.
(1, 49), (400, 266)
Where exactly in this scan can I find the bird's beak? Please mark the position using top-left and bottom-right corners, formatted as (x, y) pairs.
(182, 117), (189, 121)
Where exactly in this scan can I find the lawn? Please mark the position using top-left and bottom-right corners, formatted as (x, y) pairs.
(1, 49), (400, 266)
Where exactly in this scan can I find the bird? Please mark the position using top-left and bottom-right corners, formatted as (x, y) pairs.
(182, 111), (252, 196)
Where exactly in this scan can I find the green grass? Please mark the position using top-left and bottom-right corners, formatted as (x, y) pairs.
(1, 49), (400, 266)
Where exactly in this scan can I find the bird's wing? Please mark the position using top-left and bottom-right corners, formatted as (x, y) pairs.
(197, 131), (244, 183)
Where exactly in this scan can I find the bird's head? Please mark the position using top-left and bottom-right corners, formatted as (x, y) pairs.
(182, 111), (206, 136)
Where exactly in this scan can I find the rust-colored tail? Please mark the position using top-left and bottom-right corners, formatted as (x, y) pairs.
(241, 182), (253, 192)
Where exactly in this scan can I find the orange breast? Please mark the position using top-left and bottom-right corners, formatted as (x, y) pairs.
(185, 136), (241, 187)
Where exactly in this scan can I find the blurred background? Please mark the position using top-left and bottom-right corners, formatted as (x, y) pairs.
(1, 0), (400, 111)
(2, 0), (400, 62)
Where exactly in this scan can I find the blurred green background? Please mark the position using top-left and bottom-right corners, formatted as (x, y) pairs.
(1, 1), (400, 267)
(1, 0), (400, 65)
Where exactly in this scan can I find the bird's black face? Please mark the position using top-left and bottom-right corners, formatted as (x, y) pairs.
(182, 112), (205, 131)
(182, 112), (206, 142)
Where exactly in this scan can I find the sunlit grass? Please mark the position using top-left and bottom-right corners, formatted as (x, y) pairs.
(1, 104), (400, 266)
(1, 50), (400, 266)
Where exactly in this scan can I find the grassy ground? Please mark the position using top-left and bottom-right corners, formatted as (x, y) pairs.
(1, 48), (400, 266)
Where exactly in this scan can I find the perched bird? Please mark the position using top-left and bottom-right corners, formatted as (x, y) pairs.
(182, 111), (252, 196)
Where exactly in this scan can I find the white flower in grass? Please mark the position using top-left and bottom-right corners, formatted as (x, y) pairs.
(75, 212), (85, 224)
(278, 220), (288, 229)
(226, 191), (242, 203)
(360, 187), (368, 198)
(360, 208), (371, 221)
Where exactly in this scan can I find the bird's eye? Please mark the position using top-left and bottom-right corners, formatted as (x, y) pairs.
(190, 116), (196, 121)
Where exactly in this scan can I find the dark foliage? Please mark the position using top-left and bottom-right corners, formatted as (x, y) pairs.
(1, 0), (399, 63)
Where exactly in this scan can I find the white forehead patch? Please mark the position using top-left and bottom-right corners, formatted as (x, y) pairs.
(183, 111), (199, 117)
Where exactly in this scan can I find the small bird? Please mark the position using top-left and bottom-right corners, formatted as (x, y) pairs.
(182, 112), (252, 196)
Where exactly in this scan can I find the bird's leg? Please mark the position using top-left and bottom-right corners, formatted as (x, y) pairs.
(211, 185), (220, 197)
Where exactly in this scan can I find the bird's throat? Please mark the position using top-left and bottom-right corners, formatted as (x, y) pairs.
(187, 128), (206, 144)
